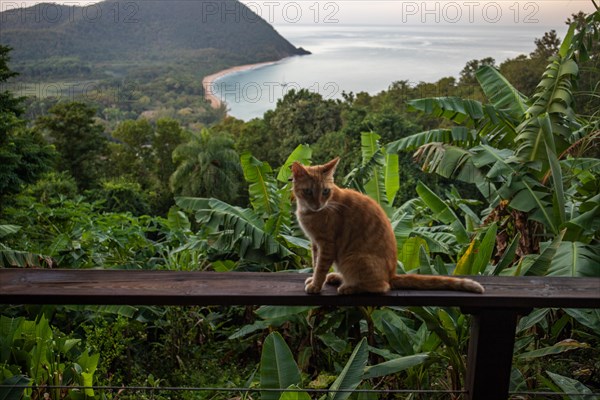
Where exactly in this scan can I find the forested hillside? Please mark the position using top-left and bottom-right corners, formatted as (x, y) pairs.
(0, 6), (599, 400)
(1, 0), (308, 63)
(0, 0), (309, 127)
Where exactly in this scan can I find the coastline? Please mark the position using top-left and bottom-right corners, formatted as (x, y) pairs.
(202, 60), (280, 109)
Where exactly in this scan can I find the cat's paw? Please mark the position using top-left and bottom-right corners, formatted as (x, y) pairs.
(325, 272), (343, 286)
(304, 277), (322, 294)
(337, 285), (359, 295)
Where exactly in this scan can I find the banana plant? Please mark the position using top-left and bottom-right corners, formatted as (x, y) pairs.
(260, 332), (303, 400)
(0, 315), (100, 400)
(176, 145), (312, 267)
(341, 132), (470, 268)
(0, 224), (54, 268)
(344, 132), (399, 214)
(386, 15), (600, 274)
(258, 332), (429, 400)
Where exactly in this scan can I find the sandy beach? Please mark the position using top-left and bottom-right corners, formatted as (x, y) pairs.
(202, 61), (279, 109)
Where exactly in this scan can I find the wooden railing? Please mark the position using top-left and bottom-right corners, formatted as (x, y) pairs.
(1, 269), (599, 400)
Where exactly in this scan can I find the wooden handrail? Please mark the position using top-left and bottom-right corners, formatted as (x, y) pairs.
(1, 269), (599, 400)
(1, 269), (598, 308)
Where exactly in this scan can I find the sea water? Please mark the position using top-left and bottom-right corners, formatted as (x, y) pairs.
(211, 23), (562, 121)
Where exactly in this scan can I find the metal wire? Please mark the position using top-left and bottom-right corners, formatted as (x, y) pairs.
(510, 391), (600, 398)
(3, 385), (599, 397)
(0, 384), (465, 394)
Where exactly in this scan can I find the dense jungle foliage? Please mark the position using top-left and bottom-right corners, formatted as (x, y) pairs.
(1, 9), (599, 400)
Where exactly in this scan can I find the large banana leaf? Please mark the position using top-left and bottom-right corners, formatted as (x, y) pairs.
(408, 96), (519, 149)
(175, 197), (292, 259)
(279, 386), (311, 400)
(547, 241), (600, 277)
(0, 375), (31, 400)
(260, 332), (302, 400)
(384, 152), (399, 204)
(566, 205), (600, 240)
(327, 338), (368, 400)
(492, 233), (521, 275)
(277, 144), (312, 182)
(413, 143), (484, 184)
(527, 58), (578, 119)
(475, 65), (527, 121)
(413, 143), (515, 201)
(508, 178), (557, 234)
(240, 152), (277, 216)
(0, 244), (53, 268)
(361, 132), (387, 206)
(77, 351), (100, 397)
(362, 353), (429, 379)
(408, 307), (458, 352)
(264, 144), (313, 236)
(386, 127), (474, 153)
(177, 196), (262, 228)
(545, 140), (566, 226)
(407, 96), (517, 150)
(399, 237), (428, 271)
(407, 97), (484, 126)
(416, 182), (469, 244)
(518, 340), (589, 360)
(412, 227), (458, 255)
(30, 315), (52, 382)
(470, 222), (497, 275)
(546, 371), (595, 400)
(471, 145), (516, 180)
(343, 152), (382, 193)
(0, 225), (20, 238)
(523, 229), (566, 276)
(379, 315), (416, 355)
(563, 309), (600, 333)
(391, 209), (414, 241)
(454, 223), (497, 276)
(516, 42), (579, 168)
(344, 132), (398, 208)
(514, 26), (579, 173)
(264, 184), (293, 237)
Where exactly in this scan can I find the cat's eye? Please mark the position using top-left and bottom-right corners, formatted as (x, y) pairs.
(303, 189), (313, 196)
(322, 188), (331, 196)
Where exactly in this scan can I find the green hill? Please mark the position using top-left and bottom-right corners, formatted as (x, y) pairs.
(0, 0), (310, 126)
(0, 0), (309, 65)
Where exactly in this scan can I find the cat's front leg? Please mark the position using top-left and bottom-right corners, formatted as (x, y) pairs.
(305, 243), (333, 294)
(311, 241), (319, 271)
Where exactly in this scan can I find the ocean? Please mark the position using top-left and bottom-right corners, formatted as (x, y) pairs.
(211, 23), (565, 120)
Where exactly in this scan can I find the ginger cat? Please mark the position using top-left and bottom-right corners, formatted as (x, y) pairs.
(291, 158), (484, 295)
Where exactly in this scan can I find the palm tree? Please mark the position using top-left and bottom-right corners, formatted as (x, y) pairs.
(170, 129), (243, 205)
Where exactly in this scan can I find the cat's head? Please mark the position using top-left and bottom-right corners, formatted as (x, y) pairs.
(291, 158), (339, 212)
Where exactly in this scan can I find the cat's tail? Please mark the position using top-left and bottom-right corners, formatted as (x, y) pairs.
(390, 274), (484, 293)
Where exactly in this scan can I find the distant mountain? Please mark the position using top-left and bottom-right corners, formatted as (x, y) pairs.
(0, 0), (309, 64)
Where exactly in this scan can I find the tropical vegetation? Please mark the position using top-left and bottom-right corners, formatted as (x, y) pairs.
(1, 8), (599, 400)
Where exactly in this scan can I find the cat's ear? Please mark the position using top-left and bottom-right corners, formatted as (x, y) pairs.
(322, 157), (340, 177)
(291, 162), (308, 180)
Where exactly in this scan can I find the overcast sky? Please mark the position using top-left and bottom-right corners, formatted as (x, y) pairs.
(239, 1), (596, 26)
(2, 0), (596, 27)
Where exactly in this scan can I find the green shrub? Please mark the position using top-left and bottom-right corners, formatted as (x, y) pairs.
(24, 171), (78, 203)
(87, 178), (151, 216)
